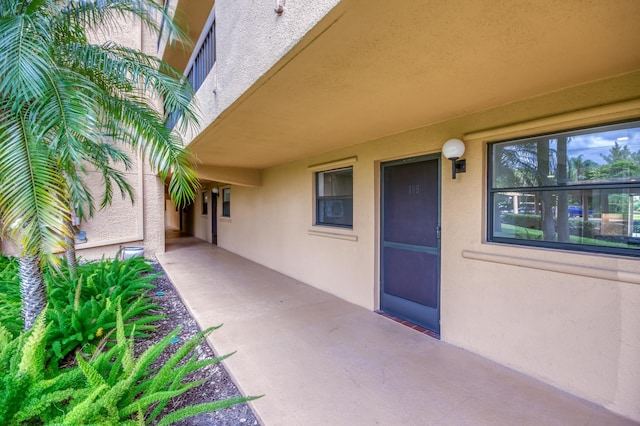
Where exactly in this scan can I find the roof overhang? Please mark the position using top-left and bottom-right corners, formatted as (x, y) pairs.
(168, 0), (640, 174)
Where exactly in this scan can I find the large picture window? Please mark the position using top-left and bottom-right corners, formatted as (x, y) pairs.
(488, 120), (640, 257)
(316, 167), (353, 228)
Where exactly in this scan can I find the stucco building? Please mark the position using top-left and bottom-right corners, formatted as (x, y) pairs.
(13, 0), (640, 421)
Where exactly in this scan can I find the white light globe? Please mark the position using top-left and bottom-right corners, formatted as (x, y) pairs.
(442, 138), (465, 159)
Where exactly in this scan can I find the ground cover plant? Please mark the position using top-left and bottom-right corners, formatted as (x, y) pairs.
(0, 254), (257, 425)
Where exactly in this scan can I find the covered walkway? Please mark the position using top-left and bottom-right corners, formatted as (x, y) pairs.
(156, 236), (636, 425)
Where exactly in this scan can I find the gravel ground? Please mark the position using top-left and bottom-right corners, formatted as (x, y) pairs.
(141, 263), (261, 426)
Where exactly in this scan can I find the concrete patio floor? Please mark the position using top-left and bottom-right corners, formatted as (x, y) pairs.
(156, 236), (637, 426)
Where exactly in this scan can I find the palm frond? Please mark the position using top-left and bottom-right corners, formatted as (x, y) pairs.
(0, 12), (57, 105)
(0, 111), (70, 259)
(63, 171), (96, 220)
(97, 95), (199, 207)
(59, 41), (199, 132)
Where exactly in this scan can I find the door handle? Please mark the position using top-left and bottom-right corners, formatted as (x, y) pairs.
(436, 225), (441, 239)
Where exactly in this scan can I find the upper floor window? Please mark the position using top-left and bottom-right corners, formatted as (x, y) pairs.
(488, 119), (640, 257)
(222, 188), (231, 217)
(316, 167), (353, 228)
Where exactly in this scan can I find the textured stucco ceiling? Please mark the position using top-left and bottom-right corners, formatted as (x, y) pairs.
(169, 0), (640, 170)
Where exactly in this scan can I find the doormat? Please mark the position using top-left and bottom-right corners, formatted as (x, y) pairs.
(375, 310), (440, 340)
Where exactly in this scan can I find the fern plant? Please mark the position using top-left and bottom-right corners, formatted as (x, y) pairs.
(55, 308), (260, 424)
(0, 254), (260, 424)
(45, 257), (164, 364)
(46, 256), (158, 303)
(0, 254), (164, 361)
(0, 316), (88, 425)
(0, 309), (260, 425)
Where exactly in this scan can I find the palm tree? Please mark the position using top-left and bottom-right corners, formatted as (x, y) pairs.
(0, 0), (199, 330)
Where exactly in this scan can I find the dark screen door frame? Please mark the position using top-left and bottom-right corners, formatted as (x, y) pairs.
(211, 190), (218, 245)
(380, 154), (441, 333)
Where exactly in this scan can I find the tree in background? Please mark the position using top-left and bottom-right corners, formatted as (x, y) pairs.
(590, 141), (640, 180)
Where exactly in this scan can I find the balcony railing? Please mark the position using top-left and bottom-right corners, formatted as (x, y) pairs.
(166, 14), (216, 130)
(157, 0), (171, 50)
(186, 20), (216, 93)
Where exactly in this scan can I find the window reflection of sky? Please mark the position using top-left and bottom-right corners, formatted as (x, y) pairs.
(493, 121), (640, 186)
(567, 127), (640, 164)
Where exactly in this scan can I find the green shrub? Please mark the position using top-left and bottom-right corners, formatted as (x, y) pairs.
(0, 256), (22, 337)
(568, 219), (598, 239)
(503, 215), (602, 240)
(501, 213), (542, 230)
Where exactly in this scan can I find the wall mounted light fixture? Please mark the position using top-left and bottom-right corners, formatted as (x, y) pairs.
(275, 0), (286, 15)
(442, 138), (466, 179)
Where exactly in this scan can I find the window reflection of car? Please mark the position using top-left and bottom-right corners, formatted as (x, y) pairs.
(568, 206), (593, 217)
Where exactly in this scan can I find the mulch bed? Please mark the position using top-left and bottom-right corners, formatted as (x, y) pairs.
(139, 263), (260, 426)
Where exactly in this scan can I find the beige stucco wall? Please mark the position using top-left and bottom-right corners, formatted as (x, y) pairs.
(194, 72), (640, 421)
(72, 158), (164, 261)
(165, 198), (180, 230)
